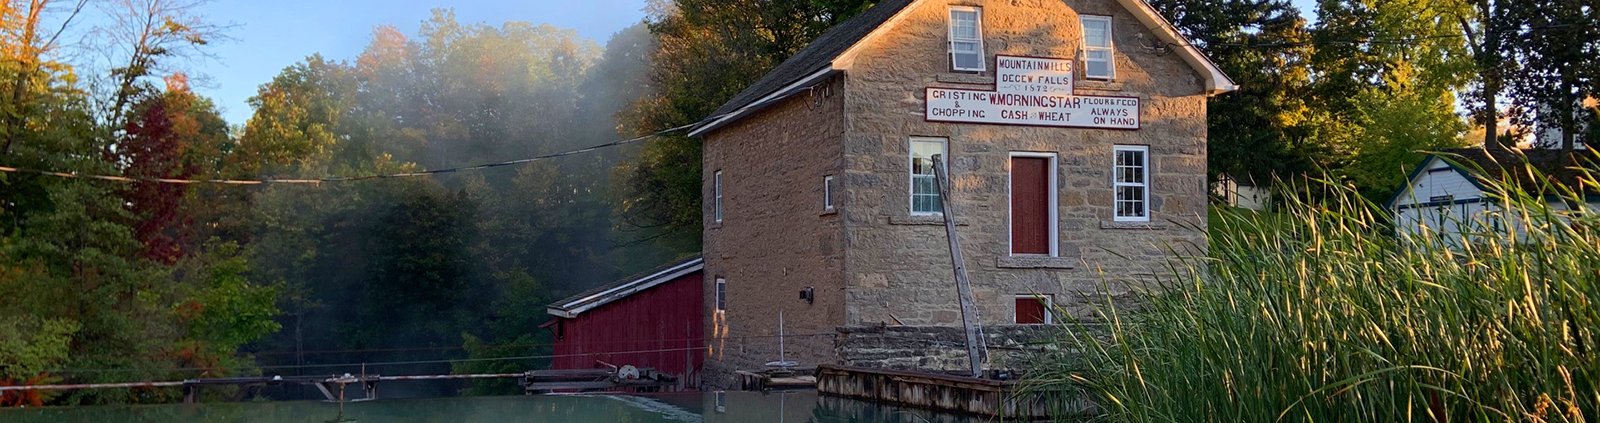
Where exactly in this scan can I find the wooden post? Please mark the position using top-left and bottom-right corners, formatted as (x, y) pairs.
(932, 155), (987, 378)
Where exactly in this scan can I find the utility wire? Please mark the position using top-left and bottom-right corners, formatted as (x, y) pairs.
(245, 332), (836, 357)
(45, 332), (840, 375)
(1157, 23), (1584, 50)
(0, 121), (702, 185)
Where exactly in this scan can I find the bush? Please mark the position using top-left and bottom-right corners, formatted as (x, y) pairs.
(1029, 162), (1598, 422)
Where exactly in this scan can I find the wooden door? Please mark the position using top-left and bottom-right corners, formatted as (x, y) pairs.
(1011, 157), (1050, 255)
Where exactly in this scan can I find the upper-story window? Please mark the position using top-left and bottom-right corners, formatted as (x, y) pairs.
(713, 170), (724, 223)
(1113, 145), (1149, 221)
(948, 7), (985, 71)
(1081, 15), (1115, 80)
(910, 138), (948, 215)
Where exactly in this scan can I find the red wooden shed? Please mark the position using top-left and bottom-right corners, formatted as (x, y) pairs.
(544, 257), (704, 389)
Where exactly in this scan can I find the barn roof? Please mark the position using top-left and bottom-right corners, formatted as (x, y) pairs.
(1388, 146), (1600, 208)
(687, 0), (1237, 137)
(546, 256), (704, 319)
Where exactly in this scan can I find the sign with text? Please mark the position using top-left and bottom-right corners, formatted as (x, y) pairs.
(925, 88), (1140, 129)
(925, 55), (1140, 129)
(996, 55), (1073, 95)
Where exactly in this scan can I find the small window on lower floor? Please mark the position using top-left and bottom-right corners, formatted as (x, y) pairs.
(824, 175), (836, 211)
(1015, 295), (1052, 324)
(715, 277), (727, 311)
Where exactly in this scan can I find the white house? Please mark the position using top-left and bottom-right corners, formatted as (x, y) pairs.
(1389, 146), (1599, 240)
(1213, 174), (1271, 211)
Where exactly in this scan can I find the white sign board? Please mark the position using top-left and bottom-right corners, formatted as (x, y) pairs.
(925, 55), (1140, 130)
(996, 55), (1073, 95)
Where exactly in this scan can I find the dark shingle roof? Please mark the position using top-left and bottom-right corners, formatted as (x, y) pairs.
(704, 0), (915, 120)
(1436, 146), (1600, 195)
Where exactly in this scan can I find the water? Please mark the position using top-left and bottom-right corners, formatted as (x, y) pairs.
(0, 391), (988, 422)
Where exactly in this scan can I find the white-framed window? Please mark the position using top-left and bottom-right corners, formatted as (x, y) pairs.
(715, 277), (727, 311)
(1113, 145), (1150, 221)
(910, 138), (948, 215)
(713, 170), (724, 223)
(1015, 295), (1053, 324)
(824, 175), (836, 211)
(948, 6), (985, 71)
(1081, 15), (1114, 80)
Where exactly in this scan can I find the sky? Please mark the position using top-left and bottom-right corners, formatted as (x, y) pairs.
(184, 0), (1319, 125)
(188, 0), (649, 124)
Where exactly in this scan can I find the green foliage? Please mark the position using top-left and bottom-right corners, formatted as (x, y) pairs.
(617, 0), (874, 236)
(0, 317), (79, 381)
(177, 242), (280, 356)
(1029, 167), (1600, 422)
(1148, 0), (1322, 183)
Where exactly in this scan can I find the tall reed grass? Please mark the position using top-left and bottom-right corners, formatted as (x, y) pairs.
(1028, 158), (1598, 422)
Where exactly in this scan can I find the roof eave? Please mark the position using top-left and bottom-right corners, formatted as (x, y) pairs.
(687, 67), (841, 138)
(545, 257), (705, 318)
(1114, 0), (1237, 97)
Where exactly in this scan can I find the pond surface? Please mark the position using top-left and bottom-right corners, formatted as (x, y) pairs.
(0, 391), (988, 423)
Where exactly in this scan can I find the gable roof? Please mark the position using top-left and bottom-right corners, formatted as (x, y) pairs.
(546, 256), (704, 319)
(1388, 146), (1600, 208)
(687, 0), (1238, 138)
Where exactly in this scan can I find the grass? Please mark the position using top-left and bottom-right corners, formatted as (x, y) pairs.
(1026, 163), (1599, 422)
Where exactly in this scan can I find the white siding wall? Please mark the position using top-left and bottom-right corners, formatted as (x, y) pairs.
(1393, 158), (1487, 239)
(1236, 186), (1271, 211)
(1393, 157), (1600, 243)
(1394, 158), (1483, 207)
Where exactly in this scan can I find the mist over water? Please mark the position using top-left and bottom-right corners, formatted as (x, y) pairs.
(228, 14), (695, 396)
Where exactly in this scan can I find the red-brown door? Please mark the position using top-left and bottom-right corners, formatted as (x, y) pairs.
(1011, 156), (1050, 255)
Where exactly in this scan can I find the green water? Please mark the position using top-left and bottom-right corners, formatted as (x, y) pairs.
(0, 391), (987, 422)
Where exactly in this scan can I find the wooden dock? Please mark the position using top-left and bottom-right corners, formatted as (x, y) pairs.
(734, 369), (817, 391)
(815, 364), (1093, 420)
(0, 367), (676, 402)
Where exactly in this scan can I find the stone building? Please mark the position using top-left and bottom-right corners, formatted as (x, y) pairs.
(689, 0), (1234, 386)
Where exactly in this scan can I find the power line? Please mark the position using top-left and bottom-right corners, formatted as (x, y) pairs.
(1162, 23), (1586, 50)
(45, 332), (839, 375)
(0, 121), (702, 185)
(244, 332), (835, 357)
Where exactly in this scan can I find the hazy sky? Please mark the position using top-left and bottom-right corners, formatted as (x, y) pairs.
(187, 0), (1320, 125)
(189, 0), (648, 124)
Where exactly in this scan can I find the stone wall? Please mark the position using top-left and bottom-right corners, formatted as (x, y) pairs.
(699, 0), (1218, 386)
(700, 77), (849, 388)
(837, 0), (1211, 328)
(834, 325), (1057, 374)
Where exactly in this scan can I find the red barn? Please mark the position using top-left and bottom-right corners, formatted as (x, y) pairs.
(544, 257), (704, 388)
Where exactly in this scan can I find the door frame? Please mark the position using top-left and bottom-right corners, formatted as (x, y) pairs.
(1007, 151), (1059, 257)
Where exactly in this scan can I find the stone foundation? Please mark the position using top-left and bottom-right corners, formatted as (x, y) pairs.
(834, 325), (1059, 374)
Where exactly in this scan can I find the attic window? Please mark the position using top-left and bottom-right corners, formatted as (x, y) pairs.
(1081, 15), (1114, 80)
(948, 7), (985, 71)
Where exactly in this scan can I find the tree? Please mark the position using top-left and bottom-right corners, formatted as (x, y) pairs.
(92, 0), (226, 131)
(0, 0), (90, 156)
(1310, 0), (1475, 200)
(1147, 0), (1321, 183)
(115, 76), (231, 263)
(1501, 0), (1600, 174)
(1457, 0), (1514, 148)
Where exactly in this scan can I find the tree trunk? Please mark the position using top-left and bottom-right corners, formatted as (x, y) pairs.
(1557, 74), (1577, 187)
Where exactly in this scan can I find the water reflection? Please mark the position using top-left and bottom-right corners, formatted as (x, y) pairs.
(0, 391), (988, 423)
